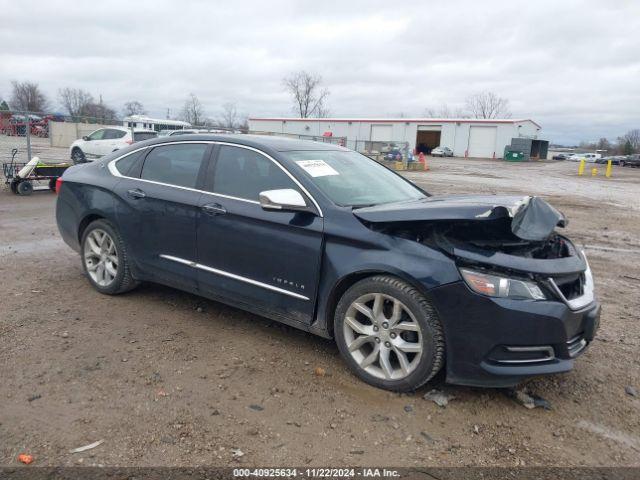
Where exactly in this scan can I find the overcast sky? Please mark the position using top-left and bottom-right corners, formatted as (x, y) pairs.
(1, 0), (638, 144)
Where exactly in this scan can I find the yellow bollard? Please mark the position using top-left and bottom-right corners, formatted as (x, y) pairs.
(578, 159), (585, 176)
(591, 167), (598, 176)
(606, 159), (613, 178)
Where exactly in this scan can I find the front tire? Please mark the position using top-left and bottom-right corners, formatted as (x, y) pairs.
(81, 219), (139, 295)
(334, 275), (445, 392)
(71, 148), (86, 165)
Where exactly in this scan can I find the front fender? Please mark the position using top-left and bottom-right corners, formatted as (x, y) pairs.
(312, 236), (460, 336)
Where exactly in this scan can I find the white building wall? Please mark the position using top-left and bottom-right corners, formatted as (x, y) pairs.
(248, 119), (541, 159)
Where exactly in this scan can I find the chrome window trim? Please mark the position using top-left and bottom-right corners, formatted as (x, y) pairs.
(106, 140), (323, 216)
(159, 254), (310, 301)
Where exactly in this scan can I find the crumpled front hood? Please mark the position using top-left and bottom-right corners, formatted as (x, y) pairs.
(353, 195), (566, 241)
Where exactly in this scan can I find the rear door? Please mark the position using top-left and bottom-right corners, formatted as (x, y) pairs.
(103, 129), (128, 154)
(113, 142), (212, 290)
(195, 144), (324, 324)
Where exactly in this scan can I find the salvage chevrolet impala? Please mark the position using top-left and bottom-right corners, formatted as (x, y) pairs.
(55, 135), (600, 391)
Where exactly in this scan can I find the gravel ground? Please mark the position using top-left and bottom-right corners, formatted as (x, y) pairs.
(1, 148), (639, 468)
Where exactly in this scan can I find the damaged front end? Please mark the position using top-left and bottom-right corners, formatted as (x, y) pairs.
(354, 195), (593, 310)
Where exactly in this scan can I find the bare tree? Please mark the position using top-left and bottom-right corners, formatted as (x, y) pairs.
(237, 116), (249, 133)
(218, 102), (239, 129)
(465, 91), (511, 119)
(596, 137), (611, 152)
(84, 99), (117, 123)
(282, 71), (330, 118)
(58, 87), (94, 117)
(123, 101), (146, 117)
(10, 80), (48, 112)
(617, 129), (640, 153)
(423, 104), (468, 118)
(181, 93), (204, 126)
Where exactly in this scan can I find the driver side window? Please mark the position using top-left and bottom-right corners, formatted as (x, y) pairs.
(87, 129), (106, 141)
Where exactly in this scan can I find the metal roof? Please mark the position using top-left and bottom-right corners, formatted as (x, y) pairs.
(249, 117), (541, 129)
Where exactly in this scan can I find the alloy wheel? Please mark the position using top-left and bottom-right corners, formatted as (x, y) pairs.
(343, 293), (423, 380)
(84, 229), (118, 287)
(72, 149), (85, 164)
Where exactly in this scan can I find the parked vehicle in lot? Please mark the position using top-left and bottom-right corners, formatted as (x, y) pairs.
(69, 127), (157, 164)
(552, 153), (569, 160)
(431, 146), (454, 157)
(56, 135), (599, 391)
(568, 153), (600, 163)
(620, 154), (640, 167)
(595, 156), (624, 165)
(385, 148), (403, 161)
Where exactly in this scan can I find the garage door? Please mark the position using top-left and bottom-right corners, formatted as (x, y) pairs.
(468, 126), (497, 158)
(370, 124), (393, 141)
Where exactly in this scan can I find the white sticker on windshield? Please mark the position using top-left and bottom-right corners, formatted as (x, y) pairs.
(296, 160), (339, 177)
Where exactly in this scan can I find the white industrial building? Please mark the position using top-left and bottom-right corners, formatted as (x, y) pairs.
(248, 117), (543, 159)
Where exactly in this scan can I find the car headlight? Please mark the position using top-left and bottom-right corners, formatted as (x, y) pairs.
(459, 268), (546, 300)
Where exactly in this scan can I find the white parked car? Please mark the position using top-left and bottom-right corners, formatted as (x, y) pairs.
(431, 146), (454, 157)
(69, 127), (157, 164)
(568, 153), (601, 163)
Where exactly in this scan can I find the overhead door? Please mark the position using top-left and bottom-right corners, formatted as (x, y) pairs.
(467, 126), (497, 158)
(370, 124), (393, 141)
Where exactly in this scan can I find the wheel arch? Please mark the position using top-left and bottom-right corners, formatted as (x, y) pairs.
(323, 267), (434, 339)
(77, 213), (107, 244)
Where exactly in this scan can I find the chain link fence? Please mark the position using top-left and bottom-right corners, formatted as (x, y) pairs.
(1, 110), (421, 193)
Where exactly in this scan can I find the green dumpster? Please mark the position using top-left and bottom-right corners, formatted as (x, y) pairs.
(504, 150), (525, 162)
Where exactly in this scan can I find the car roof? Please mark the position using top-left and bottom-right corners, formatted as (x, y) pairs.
(136, 133), (345, 152)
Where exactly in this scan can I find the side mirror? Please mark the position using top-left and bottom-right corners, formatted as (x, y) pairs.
(259, 189), (309, 213)
(82, 136), (90, 141)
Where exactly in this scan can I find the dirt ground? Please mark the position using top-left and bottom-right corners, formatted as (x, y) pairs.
(1, 150), (639, 468)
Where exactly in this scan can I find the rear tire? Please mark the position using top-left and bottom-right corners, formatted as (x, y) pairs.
(48, 178), (57, 192)
(16, 180), (33, 196)
(81, 219), (139, 295)
(334, 275), (445, 392)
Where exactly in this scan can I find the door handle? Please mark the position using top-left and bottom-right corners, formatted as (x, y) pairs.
(127, 188), (146, 199)
(201, 203), (226, 215)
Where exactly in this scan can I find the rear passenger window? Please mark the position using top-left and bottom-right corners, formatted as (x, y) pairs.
(211, 146), (297, 201)
(115, 149), (146, 177)
(141, 144), (208, 188)
(104, 129), (127, 139)
(134, 131), (158, 142)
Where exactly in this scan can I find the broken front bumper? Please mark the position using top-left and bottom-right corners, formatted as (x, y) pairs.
(428, 281), (600, 388)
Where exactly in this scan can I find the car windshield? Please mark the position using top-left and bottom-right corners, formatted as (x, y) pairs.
(284, 150), (426, 207)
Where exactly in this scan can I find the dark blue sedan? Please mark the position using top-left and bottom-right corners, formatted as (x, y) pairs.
(55, 135), (599, 391)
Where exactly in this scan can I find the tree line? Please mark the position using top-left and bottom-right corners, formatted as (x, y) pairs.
(1, 76), (638, 153)
(1, 80), (248, 129)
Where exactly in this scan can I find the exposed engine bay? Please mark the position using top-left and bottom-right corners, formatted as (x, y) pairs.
(354, 195), (586, 274)
(387, 217), (575, 260)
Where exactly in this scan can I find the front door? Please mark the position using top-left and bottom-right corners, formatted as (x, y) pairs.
(196, 144), (324, 324)
(113, 143), (211, 290)
(83, 128), (108, 158)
